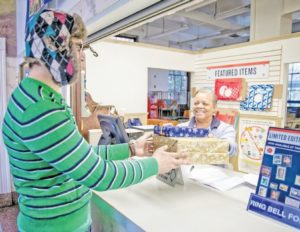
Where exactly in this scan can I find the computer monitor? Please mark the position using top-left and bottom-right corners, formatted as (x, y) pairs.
(127, 118), (142, 128)
(97, 114), (129, 145)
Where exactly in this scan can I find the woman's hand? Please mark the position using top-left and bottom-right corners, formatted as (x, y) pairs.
(130, 132), (154, 157)
(153, 146), (190, 174)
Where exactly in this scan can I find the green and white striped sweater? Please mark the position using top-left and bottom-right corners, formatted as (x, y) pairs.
(1, 77), (158, 232)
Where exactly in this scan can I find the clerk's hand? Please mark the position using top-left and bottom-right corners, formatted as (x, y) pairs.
(153, 146), (190, 174)
(132, 132), (154, 157)
(207, 133), (215, 138)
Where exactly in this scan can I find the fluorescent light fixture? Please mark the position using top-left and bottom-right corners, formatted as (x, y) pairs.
(177, 26), (249, 45)
(185, 0), (217, 13)
(145, 25), (189, 40)
(215, 5), (250, 20)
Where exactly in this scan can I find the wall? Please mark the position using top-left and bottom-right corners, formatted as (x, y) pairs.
(281, 36), (300, 64)
(148, 68), (169, 92)
(85, 40), (195, 114)
(85, 34), (300, 120)
(193, 33), (300, 125)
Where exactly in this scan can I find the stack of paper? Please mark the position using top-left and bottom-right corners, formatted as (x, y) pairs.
(188, 165), (244, 191)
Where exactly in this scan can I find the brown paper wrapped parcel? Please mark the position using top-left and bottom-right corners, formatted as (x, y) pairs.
(153, 134), (229, 165)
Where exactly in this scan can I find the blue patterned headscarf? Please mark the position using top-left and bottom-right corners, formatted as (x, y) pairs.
(25, 9), (79, 86)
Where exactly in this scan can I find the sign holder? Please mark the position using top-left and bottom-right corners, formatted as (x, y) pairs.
(248, 193), (300, 229)
(157, 167), (184, 187)
(247, 127), (300, 230)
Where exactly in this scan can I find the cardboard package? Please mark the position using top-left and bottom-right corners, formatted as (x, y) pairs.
(153, 134), (229, 165)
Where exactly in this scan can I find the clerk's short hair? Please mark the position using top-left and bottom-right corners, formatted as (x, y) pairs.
(194, 88), (217, 106)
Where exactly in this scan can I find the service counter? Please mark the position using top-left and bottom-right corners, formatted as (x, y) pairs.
(91, 166), (292, 232)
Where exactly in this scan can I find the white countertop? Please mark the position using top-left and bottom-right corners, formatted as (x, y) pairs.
(131, 125), (155, 131)
(93, 166), (292, 232)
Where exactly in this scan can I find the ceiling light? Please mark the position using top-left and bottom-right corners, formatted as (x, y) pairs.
(144, 25), (189, 40)
(215, 5), (250, 20)
(185, 0), (217, 13)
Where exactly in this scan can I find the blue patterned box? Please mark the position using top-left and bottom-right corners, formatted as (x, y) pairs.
(240, 84), (274, 111)
(153, 125), (209, 138)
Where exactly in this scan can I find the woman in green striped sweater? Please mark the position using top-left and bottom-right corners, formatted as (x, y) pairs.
(1, 9), (188, 232)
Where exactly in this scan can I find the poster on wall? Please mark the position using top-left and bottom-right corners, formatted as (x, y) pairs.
(247, 127), (300, 230)
(207, 61), (270, 79)
(238, 116), (279, 174)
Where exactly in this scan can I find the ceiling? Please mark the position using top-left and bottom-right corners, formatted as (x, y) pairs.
(118, 0), (300, 51)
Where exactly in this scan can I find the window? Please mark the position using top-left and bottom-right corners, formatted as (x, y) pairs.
(168, 70), (188, 104)
(287, 63), (300, 107)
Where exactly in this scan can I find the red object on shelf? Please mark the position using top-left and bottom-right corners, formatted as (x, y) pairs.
(215, 109), (238, 127)
(149, 104), (158, 118)
(157, 99), (166, 108)
(215, 78), (244, 101)
(216, 112), (235, 125)
(147, 97), (151, 118)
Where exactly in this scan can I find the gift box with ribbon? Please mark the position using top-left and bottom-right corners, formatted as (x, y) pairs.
(153, 134), (229, 165)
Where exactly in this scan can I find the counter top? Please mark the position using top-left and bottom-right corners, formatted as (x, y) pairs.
(93, 166), (292, 232)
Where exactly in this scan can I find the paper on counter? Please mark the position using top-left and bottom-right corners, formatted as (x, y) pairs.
(209, 176), (245, 191)
(188, 165), (244, 191)
(243, 173), (259, 186)
(189, 166), (227, 184)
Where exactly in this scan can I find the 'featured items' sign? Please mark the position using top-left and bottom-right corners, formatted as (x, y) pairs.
(207, 61), (269, 79)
